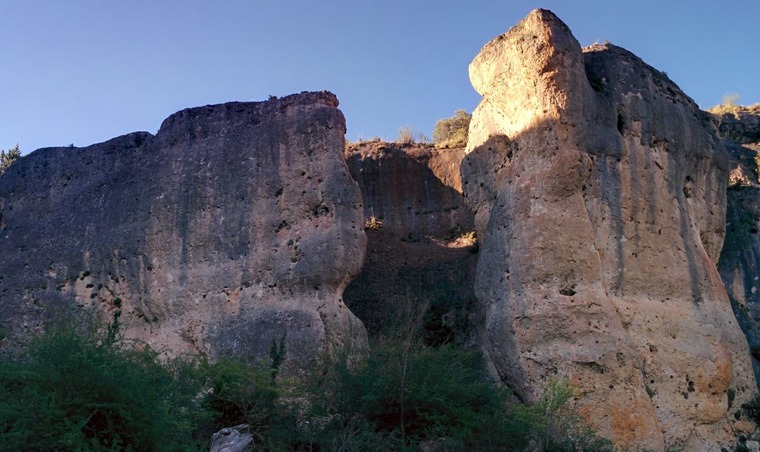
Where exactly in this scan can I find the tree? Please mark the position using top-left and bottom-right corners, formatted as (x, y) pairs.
(0, 144), (20, 175)
(433, 110), (471, 148)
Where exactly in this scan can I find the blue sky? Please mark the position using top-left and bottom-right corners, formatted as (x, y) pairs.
(2, 1), (758, 154)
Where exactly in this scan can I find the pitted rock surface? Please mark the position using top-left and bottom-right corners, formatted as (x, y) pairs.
(463, 9), (755, 450)
(0, 91), (368, 370)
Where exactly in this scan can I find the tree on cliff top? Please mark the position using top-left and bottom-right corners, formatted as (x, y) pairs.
(433, 110), (471, 148)
(0, 144), (20, 175)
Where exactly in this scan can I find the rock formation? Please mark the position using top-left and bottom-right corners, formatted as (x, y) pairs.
(463, 9), (756, 450)
(715, 106), (760, 386)
(0, 91), (368, 371)
(210, 424), (254, 452)
(344, 142), (477, 341)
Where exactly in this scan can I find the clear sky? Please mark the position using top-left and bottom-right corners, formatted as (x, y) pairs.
(2, 1), (758, 154)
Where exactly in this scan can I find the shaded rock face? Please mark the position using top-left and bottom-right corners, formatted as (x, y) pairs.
(344, 143), (478, 343)
(345, 142), (470, 238)
(0, 91), (368, 371)
(463, 9), (755, 450)
(716, 108), (760, 385)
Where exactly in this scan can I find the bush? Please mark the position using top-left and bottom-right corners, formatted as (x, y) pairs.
(723, 93), (741, 110)
(0, 325), (207, 451)
(710, 93), (743, 115)
(433, 109), (471, 148)
(519, 378), (614, 451)
(300, 340), (531, 450)
(397, 126), (414, 144)
(199, 358), (280, 439)
(0, 144), (20, 175)
(0, 324), (613, 450)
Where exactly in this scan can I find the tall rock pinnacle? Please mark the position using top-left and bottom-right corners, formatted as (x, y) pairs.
(463, 9), (755, 449)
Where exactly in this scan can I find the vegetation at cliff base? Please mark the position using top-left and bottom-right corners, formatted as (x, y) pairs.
(0, 326), (204, 451)
(0, 322), (613, 451)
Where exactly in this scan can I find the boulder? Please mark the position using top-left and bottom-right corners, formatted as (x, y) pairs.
(463, 9), (755, 449)
(209, 424), (254, 452)
(0, 91), (368, 371)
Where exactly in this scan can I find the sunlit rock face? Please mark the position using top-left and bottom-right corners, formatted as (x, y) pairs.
(0, 91), (368, 372)
(462, 9), (755, 450)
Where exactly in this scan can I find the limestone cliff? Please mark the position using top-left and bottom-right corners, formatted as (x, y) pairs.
(0, 91), (368, 371)
(463, 9), (755, 450)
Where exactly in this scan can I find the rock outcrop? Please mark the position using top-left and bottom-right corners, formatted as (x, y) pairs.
(0, 91), (368, 371)
(463, 9), (755, 449)
(715, 107), (760, 386)
(210, 424), (254, 452)
(344, 142), (477, 342)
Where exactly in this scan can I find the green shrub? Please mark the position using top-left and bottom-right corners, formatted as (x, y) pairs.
(0, 325), (206, 451)
(519, 378), (614, 451)
(0, 144), (20, 175)
(0, 323), (613, 450)
(302, 341), (531, 449)
(198, 357), (282, 443)
(433, 109), (471, 148)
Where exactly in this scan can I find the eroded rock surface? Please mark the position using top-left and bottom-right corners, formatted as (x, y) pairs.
(463, 9), (755, 449)
(0, 91), (368, 371)
(210, 424), (253, 452)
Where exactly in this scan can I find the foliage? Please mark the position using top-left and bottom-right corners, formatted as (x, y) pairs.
(364, 214), (383, 230)
(415, 132), (431, 144)
(723, 93), (741, 110)
(0, 144), (20, 175)
(710, 93), (742, 115)
(397, 126), (414, 144)
(199, 358), (280, 441)
(520, 378), (615, 451)
(0, 322), (613, 451)
(741, 393), (760, 424)
(298, 341), (530, 450)
(433, 109), (471, 148)
(0, 325), (207, 451)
